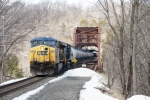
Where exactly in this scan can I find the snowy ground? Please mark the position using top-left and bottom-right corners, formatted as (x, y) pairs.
(127, 95), (150, 100)
(0, 77), (29, 86)
(1, 68), (150, 100)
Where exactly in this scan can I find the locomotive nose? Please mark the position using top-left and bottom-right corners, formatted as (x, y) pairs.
(36, 46), (49, 62)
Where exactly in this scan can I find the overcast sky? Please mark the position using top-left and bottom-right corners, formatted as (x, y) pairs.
(22, 0), (97, 6)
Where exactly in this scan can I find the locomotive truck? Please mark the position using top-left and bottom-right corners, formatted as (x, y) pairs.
(30, 37), (95, 75)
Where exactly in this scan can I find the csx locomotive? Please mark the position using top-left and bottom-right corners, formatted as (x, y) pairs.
(30, 37), (94, 75)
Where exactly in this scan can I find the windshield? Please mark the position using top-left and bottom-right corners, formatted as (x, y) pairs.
(31, 40), (43, 47)
(44, 40), (55, 47)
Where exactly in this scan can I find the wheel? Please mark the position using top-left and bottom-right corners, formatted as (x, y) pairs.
(56, 63), (63, 71)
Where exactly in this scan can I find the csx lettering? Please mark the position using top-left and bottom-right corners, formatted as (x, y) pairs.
(37, 51), (48, 55)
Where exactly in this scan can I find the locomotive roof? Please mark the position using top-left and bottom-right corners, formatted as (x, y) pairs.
(30, 37), (56, 42)
(30, 37), (71, 47)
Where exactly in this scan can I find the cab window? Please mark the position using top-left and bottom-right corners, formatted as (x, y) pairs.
(44, 40), (55, 47)
(31, 40), (43, 47)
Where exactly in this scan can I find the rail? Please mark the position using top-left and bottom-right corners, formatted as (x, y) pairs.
(0, 76), (49, 97)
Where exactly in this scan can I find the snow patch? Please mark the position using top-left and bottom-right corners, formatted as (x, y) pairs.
(0, 77), (29, 86)
(82, 75), (109, 91)
(63, 68), (100, 77)
(12, 68), (150, 100)
(127, 95), (150, 100)
(80, 87), (117, 100)
(79, 72), (117, 100)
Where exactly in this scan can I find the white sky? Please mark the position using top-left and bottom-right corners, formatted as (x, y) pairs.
(21, 0), (129, 4)
(21, 0), (97, 6)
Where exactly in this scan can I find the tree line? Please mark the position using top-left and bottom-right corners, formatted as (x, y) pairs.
(95, 0), (150, 98)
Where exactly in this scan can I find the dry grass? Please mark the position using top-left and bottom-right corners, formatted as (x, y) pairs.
(105, 90), (125, 100)
(97, 72), (125, 100)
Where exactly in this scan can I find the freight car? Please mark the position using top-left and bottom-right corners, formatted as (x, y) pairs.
(29, 37), (94, 75)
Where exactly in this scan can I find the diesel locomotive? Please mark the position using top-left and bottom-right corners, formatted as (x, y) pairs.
(29, 37), (94, 75)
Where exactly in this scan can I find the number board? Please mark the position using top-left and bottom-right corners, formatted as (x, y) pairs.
(37, 51), (48, 55)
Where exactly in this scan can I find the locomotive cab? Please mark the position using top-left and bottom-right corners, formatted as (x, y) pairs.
(30, 37), (56, 75)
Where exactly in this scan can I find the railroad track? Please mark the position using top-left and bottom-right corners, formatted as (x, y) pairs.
(0, 69), (67, 97)
(0, 62), (96, 97)
(0, 76), (49, 97)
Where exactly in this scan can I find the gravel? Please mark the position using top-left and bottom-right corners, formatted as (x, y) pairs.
(28, 77), (89, 100)
(0, 77), (55, 100)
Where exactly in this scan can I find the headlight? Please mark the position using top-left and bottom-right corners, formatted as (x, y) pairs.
(34, 58), (37, 61)
(41, 46), (44, 50)
(46, 59), (49, 61)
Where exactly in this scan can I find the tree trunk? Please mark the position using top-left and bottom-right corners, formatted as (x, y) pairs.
(119, 0), (125, 93)
(125, 56), (132, 97)
(132, 0), (139, 95)
(125, 0), (135, 96)
(148, 63), (150, 86)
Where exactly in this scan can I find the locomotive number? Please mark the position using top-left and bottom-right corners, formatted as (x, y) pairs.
(37, 51), (48, 55)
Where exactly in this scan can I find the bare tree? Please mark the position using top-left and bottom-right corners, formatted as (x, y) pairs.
(94, 0), (150, 97)
(96, 0), (127, 94)
(0, 0), (47, 82)
(132, 0), (139, 95)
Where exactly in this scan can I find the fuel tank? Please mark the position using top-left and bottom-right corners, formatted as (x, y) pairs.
(70, 47), (94, 60)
